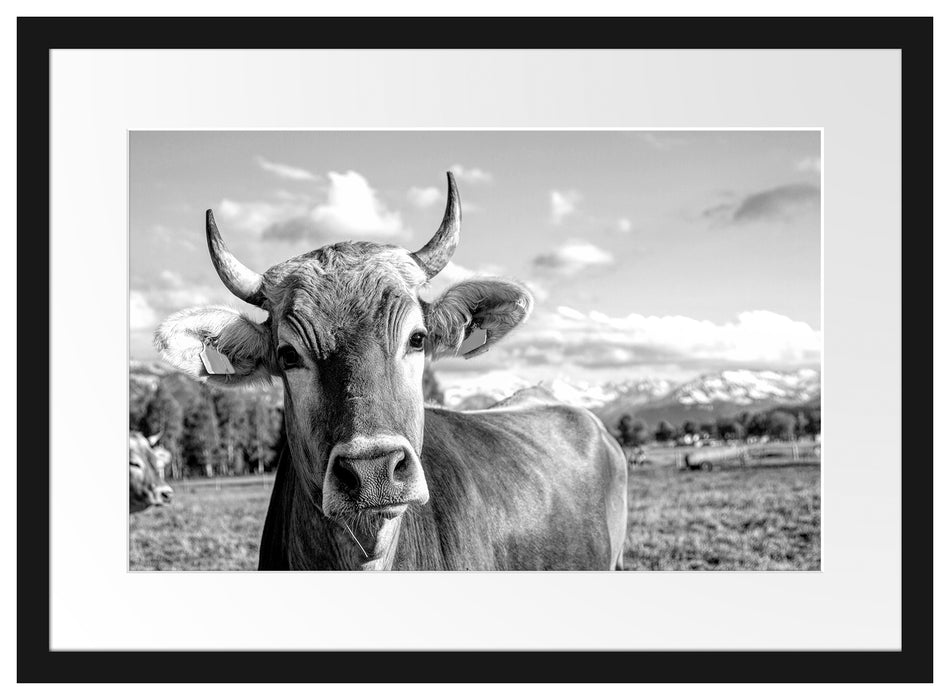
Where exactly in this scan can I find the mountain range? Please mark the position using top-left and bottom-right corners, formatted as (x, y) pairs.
(591, 368), (820, 428)
(440, 367), (820, 427)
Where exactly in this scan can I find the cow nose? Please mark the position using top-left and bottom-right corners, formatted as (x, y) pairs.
(331, 449), (407, 498)
(325, 436), (429, 509)
(156, 486), (173, 505)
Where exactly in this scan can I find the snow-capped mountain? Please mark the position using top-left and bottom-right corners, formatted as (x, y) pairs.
(439, 371), (674, 411)
(595, 368), (820, 428)
(439, 371), (535, 408)
(668, 368), (819, 407)
(440, 367), (820, 425)
(543, 377), (674, 410)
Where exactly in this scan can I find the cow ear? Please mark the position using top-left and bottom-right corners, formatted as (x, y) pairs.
(147, 432), (163, 448)
(426, 278), (533, 359)
(154, 305), (274, 387)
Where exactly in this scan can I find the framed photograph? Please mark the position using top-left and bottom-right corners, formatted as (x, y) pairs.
(19, 15), (931, 683)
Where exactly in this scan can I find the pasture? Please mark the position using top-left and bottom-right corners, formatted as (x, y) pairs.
(130, 478), (272, 571)
(130, 464), (820, 571)
(624, 464), (820, 570)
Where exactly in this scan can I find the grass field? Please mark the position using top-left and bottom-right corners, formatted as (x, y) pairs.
(130, 464), (820, 571)
(623, 464), (820, 570)
(130, 481), (271, 571)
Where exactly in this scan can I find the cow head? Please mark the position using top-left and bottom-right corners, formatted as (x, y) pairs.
(155, 174), (532, 563)
(129, 431), (174, 513)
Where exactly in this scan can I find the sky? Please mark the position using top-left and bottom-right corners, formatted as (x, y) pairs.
(130, 130), (821, 385)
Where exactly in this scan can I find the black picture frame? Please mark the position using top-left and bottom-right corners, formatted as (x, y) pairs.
(17, 15), (933, 683)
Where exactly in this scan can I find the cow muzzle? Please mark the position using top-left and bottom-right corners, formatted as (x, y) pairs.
(154, 484), (174, 505)
(149, 484), (174, 506)
(323, 435), (429, 516)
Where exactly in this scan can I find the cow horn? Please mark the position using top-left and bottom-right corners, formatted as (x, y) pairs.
(206, 209), (266, 307)
(411, 172), (461, 279)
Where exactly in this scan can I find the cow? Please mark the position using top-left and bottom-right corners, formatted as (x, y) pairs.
(129, 431), (174, 513)
(154, 173), (627, 570)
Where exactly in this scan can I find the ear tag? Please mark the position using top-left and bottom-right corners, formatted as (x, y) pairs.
(458, 327), (488, 355)
(199, 342), (235, 375)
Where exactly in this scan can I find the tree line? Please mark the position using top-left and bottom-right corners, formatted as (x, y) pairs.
(130, 375), (284, 480)
(129, 365), (446, 480)
(614, 407), (821, 448)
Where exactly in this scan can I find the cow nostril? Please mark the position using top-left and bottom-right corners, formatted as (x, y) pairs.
(333, 458), (360, 494)
(392, 455), (409, 482)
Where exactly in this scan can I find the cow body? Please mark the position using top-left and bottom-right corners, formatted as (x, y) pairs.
(260, 393), (627, 570)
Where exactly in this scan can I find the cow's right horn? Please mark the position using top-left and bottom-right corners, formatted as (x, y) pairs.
(206, 209), (266, 307)
(411, 172), (461, 279)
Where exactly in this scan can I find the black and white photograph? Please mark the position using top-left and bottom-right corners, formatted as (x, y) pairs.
(20, 8), (933, 685)
(129, 130), (822, 571)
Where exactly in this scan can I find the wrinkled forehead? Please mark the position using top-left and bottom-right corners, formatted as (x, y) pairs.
(264, 243), (427, 321)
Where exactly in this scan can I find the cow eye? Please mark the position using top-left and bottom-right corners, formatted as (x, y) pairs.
(277, 345), (301, 369)
(408, 330), (427, 351)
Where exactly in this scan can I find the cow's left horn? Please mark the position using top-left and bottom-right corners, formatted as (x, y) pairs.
(411, 172), (461, 279)
(206, 209), (266, 307)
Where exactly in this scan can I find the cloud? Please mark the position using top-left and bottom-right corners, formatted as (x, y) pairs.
(701, 202), (735, 220)
(218, 170), (408, 244)
(795, 156), (821, 174)
(703, 183), (820, 225)
(523, 279), (550, 303)
(149, 284), (216, 310)
(256, 156), (319, 182)
(310, 171), (405, 238)
(533, 239), (614, 276)
(159, 269), (184, 286)
(130, 291), (158, 331)
(407, 186), (442, 208)
(151, 224), (198, 251)
(218, 198), (301, 234)
(259, 216), (319, 243)
(450, 164), (493, 184)
(497, 308), (821, 370)
(135, 272), (220, 317)
(550, 190), (581, 224)
(733, 183), (819, 222)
